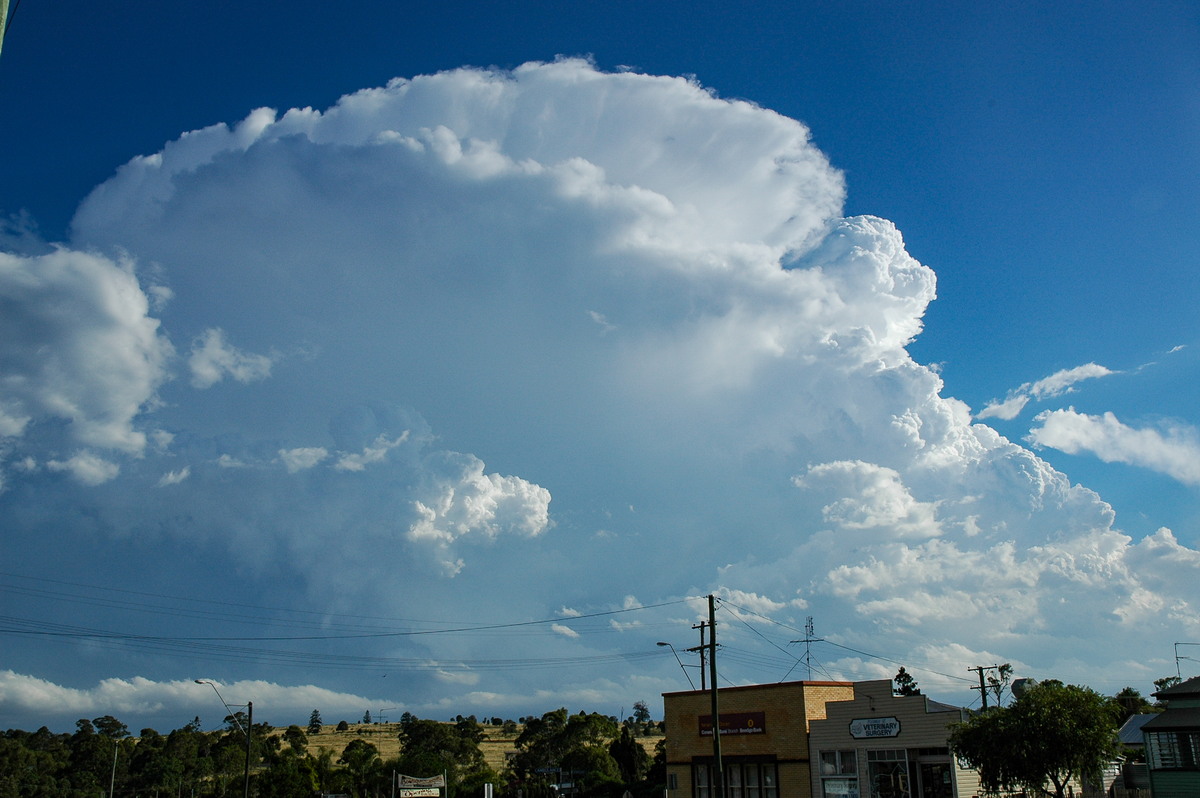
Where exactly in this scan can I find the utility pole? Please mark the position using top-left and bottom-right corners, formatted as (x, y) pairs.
(968, 665), (1003, 709)
(708, 594), (723, 798)
(689, 620), (711, 690)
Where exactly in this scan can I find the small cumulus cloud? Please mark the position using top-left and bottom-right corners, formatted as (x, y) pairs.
(279, 446), (329, 473)
(188, 328), (273, 389)
(334, 433), (408, 472)
(1028, 408), (1200, 486)
(434, 668), (481, 686)
(552, 623), (580, 638)
(47, 451), (120, 485)
(978, 363), (1114, 420)
(156, 466), (190, 486)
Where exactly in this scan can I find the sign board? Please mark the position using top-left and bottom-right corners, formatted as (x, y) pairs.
(400, 789), (440, 796)
(399, 775), (446, 788)
(699, 711), (766, 736)
(849, 717), (901, 739)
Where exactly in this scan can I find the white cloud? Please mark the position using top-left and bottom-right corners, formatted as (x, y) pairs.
(977, 394), (1030, 421)
(334, 432), (408, 472)
(279, 446), (329, 473)
(0, 249), (172, 454)
(47, 450), (121, 485)
(0, 60), (1192, 723)
(0, 671), (382, 727)
(796, 460), (941, 539)
(1028, 363), (1114, 398)
(156, 466), (190, 486)
(978, 362), (1114, 420)
(552, 624), (580, 638)
(1029, 408), (1200, 485)
(188, 328), (273, 389)
(408, 454), (552, 547)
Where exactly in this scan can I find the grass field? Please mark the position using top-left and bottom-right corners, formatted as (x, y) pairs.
(293, 722), (662, 775)
(300, 722), (519, 772)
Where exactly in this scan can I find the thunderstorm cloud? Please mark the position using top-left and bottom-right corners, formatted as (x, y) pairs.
(3, 60), (1196, 724)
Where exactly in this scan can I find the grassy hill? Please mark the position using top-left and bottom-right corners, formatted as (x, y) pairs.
(292, 721), (662, 774)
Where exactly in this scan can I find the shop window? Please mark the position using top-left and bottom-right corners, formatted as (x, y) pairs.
(693, 761), (779, 798)
(821, 751), (857, 776)
(819, 751), (859, 798)
(865, 750), (910, 798)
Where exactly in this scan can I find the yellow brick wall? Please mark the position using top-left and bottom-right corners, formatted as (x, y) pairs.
(663, 681), (854, 798)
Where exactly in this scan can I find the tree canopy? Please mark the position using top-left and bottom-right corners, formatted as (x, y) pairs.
(948, 679), (1121, 798)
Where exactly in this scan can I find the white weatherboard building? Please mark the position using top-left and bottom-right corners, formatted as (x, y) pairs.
(807, 680), (979, 798)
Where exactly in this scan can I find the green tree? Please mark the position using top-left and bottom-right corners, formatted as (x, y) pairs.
(308, 709), (324, 735)
(397, 718), (491, 797)
(1111, 686), (1154, 723)
(339, 738), (382, 797)
(512, 709), (621, 797)
(282, 725), (309, 756)
(893, 667), (920, 696)
(1153, 675), (1181, 708)
(949, 680), (1121, 798)
(364, 710), (373, 724)
(609, 724), (650, 783)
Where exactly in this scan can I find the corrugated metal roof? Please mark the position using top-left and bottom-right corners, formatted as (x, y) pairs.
(1142, 706), (1200, 731)
(1118, 713), (1156, 745)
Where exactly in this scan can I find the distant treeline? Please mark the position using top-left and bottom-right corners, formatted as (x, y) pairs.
(1, 704), (665, 798)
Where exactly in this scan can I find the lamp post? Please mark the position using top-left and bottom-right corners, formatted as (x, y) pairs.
(195, 679), (252, 798)
(656, 642), (697, 690)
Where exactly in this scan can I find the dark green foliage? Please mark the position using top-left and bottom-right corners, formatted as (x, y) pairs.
(339, 738), (382, 796)
(1153, 675), (1181, 708)
(308, 709), (323, 735)
(949, 679), (1121, 798)
(609, 724), (650, 783)
(893, 666), (920, 696)
(1111, 686), (1155, 723)
(396, 717), (493, 796)
(511, 709), (627, 798)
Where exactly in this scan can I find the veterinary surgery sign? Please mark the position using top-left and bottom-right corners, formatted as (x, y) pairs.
(699, 711), (766, 736)
(849, 717), (901, 739)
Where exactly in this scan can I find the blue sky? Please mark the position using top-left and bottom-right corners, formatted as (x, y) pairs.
(2, 1), (1199, 733)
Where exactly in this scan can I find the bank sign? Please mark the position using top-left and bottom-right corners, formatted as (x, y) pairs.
(699, 711), (766, 736)
(849, 717), (901, 739)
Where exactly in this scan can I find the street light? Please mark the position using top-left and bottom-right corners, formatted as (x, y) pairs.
(195, 679), (252, 798)
(657, 642), (697, 690)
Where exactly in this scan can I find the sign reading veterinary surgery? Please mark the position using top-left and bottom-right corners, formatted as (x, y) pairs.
(849, 716), (901, 739)
(699, 711), (766, 736)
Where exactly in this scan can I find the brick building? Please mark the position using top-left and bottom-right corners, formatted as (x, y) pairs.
(662, 680), (981, 798)
(662, 681), (855, 798)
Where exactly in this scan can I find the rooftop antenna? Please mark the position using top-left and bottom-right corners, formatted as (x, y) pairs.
(789, 617), (823, 680)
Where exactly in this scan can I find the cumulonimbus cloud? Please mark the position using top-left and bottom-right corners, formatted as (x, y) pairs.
(1, 60), (1195, 723)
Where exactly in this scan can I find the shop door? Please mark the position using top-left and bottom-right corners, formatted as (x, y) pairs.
(917, 763), (951, 798)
